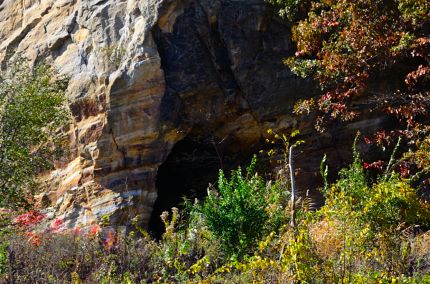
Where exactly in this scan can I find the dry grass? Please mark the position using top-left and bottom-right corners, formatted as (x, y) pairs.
(309, 218), (343, 260)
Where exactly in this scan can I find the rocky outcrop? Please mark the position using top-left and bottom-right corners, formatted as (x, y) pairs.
(0, 0), (384, 230)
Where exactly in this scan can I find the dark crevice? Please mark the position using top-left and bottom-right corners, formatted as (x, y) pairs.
(148, 136), (223, 237)
(109, 128), (126, 158)
(148, 134), (260, 238)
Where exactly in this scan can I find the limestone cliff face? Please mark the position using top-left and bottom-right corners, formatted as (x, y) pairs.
(0, 0), (382, 229)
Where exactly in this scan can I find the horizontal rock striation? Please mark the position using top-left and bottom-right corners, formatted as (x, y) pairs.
(0, 0), (384, 229)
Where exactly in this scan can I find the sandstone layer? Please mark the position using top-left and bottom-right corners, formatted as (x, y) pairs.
(0, 0), (384, 230)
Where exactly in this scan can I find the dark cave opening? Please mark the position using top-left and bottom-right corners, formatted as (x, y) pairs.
(148, 135), (259, 237)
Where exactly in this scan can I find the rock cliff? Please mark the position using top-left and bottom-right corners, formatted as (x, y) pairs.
(0, 0), (384, 230)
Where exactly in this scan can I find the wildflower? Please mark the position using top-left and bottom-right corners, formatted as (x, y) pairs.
(89, 224), (100, 237)
(50, 218), (63, 232)
(15, 210), (45, 228)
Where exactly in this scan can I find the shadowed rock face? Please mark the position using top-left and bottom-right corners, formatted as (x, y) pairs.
(0, 0), (383, 229)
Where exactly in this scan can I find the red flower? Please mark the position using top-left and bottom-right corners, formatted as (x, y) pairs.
(15, 211), (45, 228)
(50, 218), (63, 231)
(89, 224), (100, 237)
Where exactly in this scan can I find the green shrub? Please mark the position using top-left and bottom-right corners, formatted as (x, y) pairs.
(199, 156), (286, 259)
(0, 58), (69, 209)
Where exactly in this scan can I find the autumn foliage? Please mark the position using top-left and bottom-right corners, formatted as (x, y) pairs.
(280, 0), (429, 133)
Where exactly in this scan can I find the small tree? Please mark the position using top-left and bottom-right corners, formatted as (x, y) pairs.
(0, 59), (69, 209)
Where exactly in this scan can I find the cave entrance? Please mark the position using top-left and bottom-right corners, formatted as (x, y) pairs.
(148, 135), (254, 237)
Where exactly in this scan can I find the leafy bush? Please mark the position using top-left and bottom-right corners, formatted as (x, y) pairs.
(199, 156), (286, 258)
(0, 58), (69, 209)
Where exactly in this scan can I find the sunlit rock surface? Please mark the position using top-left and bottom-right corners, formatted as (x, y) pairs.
(0, 0), (383, 229)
